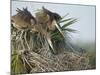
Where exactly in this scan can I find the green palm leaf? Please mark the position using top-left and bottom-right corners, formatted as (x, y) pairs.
(61, 18), (77, 28)
(59, 18), (73, 23)
(11, 54), (27, 74)
(61, 13), (69, 20)
(62, 28), (77, 33)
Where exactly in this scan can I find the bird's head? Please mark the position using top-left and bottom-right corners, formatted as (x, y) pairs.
(16, 7), (36, 25)
(35, 8), (50, 24)
(53, 13), (62, 22)
(42, 6), (62, 22)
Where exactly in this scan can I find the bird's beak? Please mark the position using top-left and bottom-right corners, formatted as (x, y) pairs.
(52, 20), (64, 37)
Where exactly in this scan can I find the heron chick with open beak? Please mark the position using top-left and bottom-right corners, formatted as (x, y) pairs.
(42, 6), (64, 37)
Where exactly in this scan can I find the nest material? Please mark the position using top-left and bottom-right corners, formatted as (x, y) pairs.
(28, 49), (90, 73)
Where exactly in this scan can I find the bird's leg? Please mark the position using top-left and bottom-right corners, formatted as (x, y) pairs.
(20, 30), (25, 50)
(24, 31), (31, 50)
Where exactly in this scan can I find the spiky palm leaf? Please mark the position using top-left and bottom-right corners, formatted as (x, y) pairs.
(61, 18), (77, 28)
(50, 16), (77, 53)
(11, 50), (36, 74)
(11, 53), (27, 74)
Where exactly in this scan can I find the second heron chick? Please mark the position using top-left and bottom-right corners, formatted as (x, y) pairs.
(35, 7), (63, 54)
(42, 6), (62, 22)
(42, 6), (64, 37)
(35, 9), (50, 24)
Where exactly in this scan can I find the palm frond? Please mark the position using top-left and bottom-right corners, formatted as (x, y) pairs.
(61, 18), (77, 29)
(62, 28), (77, 33)
(11, 53), (27, 74)
(61, 13), (69, 20)
(59, 18), (73, 23)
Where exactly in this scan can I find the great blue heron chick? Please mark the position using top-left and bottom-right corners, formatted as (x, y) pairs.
(35, 9), (50, 24)
(42, 7), (64, 37)
(11, 8), (36, 50)
(11, 8), (36, 30)
(42, 6), (62, 22)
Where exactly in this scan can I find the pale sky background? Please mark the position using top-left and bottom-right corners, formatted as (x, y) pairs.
(11, 1), (96, 43)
